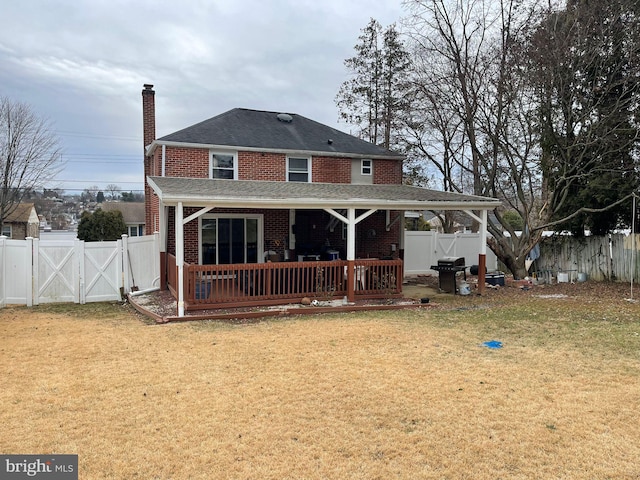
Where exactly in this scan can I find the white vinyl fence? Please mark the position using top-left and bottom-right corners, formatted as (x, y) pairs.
(403, 231), (498, 275)
(0, 233), (160, 308)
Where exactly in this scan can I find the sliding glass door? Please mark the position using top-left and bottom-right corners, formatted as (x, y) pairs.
(201, 215), (261, 265)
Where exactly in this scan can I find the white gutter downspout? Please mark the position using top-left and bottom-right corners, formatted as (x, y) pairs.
(161, 144), (166, 177)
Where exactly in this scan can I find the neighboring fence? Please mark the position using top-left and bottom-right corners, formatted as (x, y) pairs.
(403, 231), (498, 275)
(0, 233), (160, 308)
(535, 233), (640, 282)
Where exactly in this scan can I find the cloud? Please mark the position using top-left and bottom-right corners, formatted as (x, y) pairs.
(0, 0), (406, 192)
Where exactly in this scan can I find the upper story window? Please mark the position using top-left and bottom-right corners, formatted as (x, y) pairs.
(210, 151), (237, 179)
(361, 159), (372, 175)
(287, 156), (311, 182)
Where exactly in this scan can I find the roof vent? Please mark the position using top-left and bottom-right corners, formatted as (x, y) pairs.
(277, 113), (293, 123)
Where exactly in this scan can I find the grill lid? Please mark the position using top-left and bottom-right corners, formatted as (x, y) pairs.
(437, 256), (465, 266)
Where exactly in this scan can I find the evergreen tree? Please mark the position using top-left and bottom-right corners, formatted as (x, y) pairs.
(77, 209), (127, 241)
(532, 0), (640, 235)
(336, 19), (411, 150)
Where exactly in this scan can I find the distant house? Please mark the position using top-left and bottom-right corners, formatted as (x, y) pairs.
(101, 202), (145, 237)
(2, 203), (40, 239)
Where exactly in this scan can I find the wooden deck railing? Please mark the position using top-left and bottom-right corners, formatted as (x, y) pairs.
(165, 255), (403, 310)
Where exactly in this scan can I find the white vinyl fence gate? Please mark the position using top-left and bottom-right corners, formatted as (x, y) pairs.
(0, 234), (160, 308)
(403, 231), (498, 275)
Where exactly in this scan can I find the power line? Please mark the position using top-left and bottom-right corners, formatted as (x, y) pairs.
(46, 179), (143, 184)
(62, 160), (141, 165)
(43, 188), (145, 193)
(61, 153), (140, 158)
(56, 131), (140, 141)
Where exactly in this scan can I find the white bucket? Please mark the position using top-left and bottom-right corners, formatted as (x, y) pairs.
(577, 272), (587, 282)
(459, 282), (471, 295)
(557, 272), (569, 283)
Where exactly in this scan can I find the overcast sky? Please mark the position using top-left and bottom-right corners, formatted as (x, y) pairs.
(0, 0), (406, 195)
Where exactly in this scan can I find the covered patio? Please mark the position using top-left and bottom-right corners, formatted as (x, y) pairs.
(147, 176), (501, 317)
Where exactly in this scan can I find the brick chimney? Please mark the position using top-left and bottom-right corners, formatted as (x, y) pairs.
(142, 84), (155, 150)
(142, 84), (157, 235)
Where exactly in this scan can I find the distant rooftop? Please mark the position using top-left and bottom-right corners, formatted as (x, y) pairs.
(101, 202), (145, 224)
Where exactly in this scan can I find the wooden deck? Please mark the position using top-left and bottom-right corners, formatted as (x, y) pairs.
(166, 254), (403, 311)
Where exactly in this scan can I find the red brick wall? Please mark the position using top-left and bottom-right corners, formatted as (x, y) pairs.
(150, 145), (401, 185)
(313, 157), (351, 183)
(144, 148), (163, 233)
(239, 152), (285, 180)
(166, 206), (201, 262)
(165, 147), (209, 178)
(264, 210), (290, 260)
(374, 159), (403, 184)
(356, 211), (402, 259)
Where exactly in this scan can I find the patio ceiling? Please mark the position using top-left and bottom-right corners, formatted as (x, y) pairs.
(147, 176), (502, 211)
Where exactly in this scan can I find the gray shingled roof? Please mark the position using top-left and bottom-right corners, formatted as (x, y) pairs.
(101, 202), (145, 224)
(147, 176), (501, 211)
(5, 203), (36, 223)
(156, 108), (403, 159)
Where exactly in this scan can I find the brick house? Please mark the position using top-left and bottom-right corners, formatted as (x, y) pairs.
(141, 84), (500, 316)
(1, 203), (40, 239)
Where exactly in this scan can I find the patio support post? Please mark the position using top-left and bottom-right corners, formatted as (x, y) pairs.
(478, 209), (487, 295)
(159, 203), (167, 290)
(463, 209), (489, 295)
(176, 201), (185, 317)
(324, 207), (377, 303)
(346, 208), (356, 302)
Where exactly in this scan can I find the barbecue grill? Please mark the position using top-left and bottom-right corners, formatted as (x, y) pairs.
(431, 256), (466, 293)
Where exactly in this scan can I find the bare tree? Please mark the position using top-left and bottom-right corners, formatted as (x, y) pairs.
(404, 0), (540, 261)
(0, 96), (62, 231)
(403, 0), (639, 278)
(81, 185), (100, 203)
(105, 184), (121, 201)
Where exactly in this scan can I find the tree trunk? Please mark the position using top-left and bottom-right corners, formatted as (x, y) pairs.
(487, 236), (528, 280)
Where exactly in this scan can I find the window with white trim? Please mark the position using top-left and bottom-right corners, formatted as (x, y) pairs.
(1, 225), (11, 238)
(128, 225), (139, 237)
(287, 156), (311, 182)
(210, 151), (237, 179)
(361, 159), (372, 175)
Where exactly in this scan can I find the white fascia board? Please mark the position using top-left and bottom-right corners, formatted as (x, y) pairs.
(151, 195), (501, 212)
(146, 140), (404, 161)
(146, 176), (163, 201)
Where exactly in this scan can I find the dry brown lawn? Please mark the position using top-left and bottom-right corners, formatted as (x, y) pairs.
(1, 283), (640, 479)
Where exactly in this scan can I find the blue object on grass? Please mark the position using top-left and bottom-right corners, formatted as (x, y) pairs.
(482, 340), (503, 349)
